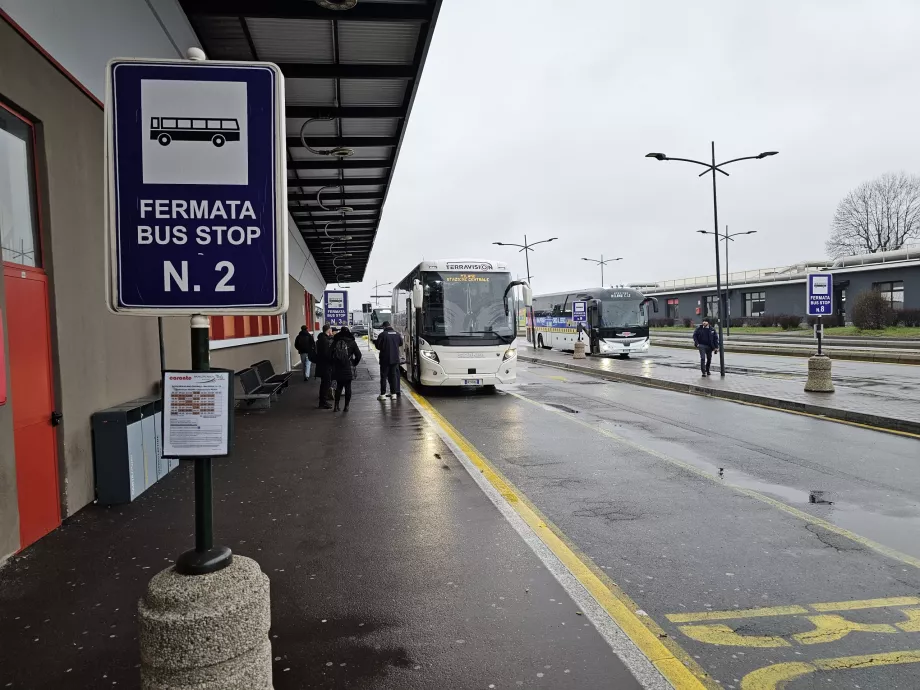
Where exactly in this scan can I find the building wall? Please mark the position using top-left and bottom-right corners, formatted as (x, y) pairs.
(0, 0), (196, 98)
(0, 17), (192, 520)
(651, 263), (920, 324)
(211, 338), (287, 375)
(0, 10), (330, 558)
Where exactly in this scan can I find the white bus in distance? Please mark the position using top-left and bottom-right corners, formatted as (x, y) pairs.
(391, 260), (531, 389)
(532, 287), (658, 357)
(370, 307), (392, 340)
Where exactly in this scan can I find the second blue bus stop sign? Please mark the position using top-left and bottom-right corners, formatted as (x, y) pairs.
(104, 58), (287, 315)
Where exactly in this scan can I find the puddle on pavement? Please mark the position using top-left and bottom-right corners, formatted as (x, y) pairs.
(604, 423), (920, 559)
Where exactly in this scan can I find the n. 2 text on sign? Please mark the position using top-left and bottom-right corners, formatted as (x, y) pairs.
(104, 58), (288, 315)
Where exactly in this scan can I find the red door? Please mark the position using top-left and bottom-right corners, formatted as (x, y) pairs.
(4, 264), (60, 549)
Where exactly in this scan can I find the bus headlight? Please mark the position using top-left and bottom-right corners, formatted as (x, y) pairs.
(502, 347), (517, 361)
(420, 349), (440, 363)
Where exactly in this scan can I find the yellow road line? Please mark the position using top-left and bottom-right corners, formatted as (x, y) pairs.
(504, 388), (920, 570)
(811, 596), (920, 612)
(408, 388), (713, 690)
(667, 605), (808, 624)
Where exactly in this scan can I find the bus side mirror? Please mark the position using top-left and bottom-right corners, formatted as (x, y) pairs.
(411, 280), (423, 310)
(523, 284), (533, 307)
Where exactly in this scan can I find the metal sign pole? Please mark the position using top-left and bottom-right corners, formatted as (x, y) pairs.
(176, 315), (231, 575)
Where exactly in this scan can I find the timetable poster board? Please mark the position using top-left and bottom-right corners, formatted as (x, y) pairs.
(162, 370), (234, 458)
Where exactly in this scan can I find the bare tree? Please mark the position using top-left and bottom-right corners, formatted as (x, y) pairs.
(826, 172), (920, 258)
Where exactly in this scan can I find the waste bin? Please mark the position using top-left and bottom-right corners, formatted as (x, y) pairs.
(92, 396), (175, 505)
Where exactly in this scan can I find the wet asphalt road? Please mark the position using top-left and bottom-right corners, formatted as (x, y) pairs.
(646, 344), (920, 406)
(423, 362), (920, 689)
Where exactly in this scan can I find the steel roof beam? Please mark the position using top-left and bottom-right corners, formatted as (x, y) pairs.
(287, 159), (392, 171)
(289, 136), (396, 148)
(278, 63), (416, 79)
(286, 105), (405, 119)
(288, 177), (386, 188)
(184, 1), (431, 21)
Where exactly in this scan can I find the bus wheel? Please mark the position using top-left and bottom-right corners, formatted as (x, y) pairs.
(483, 385), (497, 394)
(212, 134), (226, 147)
(157, 133), (171, 146)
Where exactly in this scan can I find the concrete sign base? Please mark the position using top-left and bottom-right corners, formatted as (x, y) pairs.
(139, 556), (272, 689)
(573, 341), (587, 359)
(804, 355), (835, 393)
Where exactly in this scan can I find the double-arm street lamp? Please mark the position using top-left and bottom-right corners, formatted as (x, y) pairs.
(581, 255), (623, 287)
(697, 227), (757, 336)
(646, 143), (777, 376)
(494, 236), (558, 349)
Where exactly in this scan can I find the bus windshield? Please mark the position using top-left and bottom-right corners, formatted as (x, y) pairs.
(422, 271), (514, 341)
(601, 299), (648, 328)
(371, 309), (391, 328)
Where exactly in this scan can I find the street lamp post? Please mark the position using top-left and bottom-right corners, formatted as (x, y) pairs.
(646, 143), (777, 376)
(493, 235), (558, 349)
(697, 227), (757, 336)
(581, 255), (623, 287)
(370, 280), (393, 307)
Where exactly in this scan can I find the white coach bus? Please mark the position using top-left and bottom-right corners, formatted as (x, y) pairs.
(392, 259), (531, 389)
(532, 287), (658, 357)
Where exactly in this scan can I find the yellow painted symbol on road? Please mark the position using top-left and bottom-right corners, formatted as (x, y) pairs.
(679, 624), (790, 648)
(792, 614), (897, 645)
(740, 649), (920, 690)
(668, 596), (920, 648)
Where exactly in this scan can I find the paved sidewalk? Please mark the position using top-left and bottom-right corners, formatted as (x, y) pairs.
(0, 362), (641, 690)
(518, 347), (920, 435)
(653, 335), (920, 364)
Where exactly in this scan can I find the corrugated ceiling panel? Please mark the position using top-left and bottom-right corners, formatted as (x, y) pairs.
(247, 18), (333, 62)
(285, 79), (336, 106)
(337, 21), (420, 65)
(341, 118), (400, 136)
(344, 168), (389, 178)
(340, 79), (409, 106)
(287, 118), (337, 136)
(192, 17), (253, 60)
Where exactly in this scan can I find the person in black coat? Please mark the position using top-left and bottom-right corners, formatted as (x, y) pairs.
(331, 326), (362, 412)
(375, 321), (403, 400)
(294, 326), (316, 381)
(692, 320), (720, 376)
(315, 324), (334, 409)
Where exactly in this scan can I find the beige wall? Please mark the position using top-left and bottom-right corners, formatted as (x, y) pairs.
(0, 18), (190, 520)
(286, 276), (308, 369)
(210, 338), (287, 376)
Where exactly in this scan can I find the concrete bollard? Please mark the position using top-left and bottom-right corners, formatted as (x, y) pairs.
(804, 355), (835, 393)
(139, 556), (273, 690)
(573, 340), (586, 359)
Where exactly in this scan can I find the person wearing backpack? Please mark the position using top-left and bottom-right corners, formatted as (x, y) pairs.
(294, 325), (316, 381)
(316, 323), (334, 409)
(331, 326), (362, 412)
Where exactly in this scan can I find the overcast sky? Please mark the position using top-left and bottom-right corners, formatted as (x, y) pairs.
(345, 0), (920, 308)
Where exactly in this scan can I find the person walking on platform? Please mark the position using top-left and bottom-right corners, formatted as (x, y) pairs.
(331, 326), (362, 412)
(693, 319), (720, 377)
(294, 325), (315, 382)
(375, 321), (403, 400)
(316, 323), (334, 409)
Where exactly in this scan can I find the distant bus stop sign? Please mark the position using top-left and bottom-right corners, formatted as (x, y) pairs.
(104, 58), (288, 315)
(807, 272), (834, 316)
(572, 300), (588, 323)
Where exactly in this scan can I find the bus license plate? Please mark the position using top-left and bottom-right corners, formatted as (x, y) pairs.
(463, 378), (482, 385)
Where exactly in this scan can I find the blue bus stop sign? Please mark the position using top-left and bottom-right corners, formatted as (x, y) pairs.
(572, 300), (588, 323)
(807, 272), (834, 316)
(324, 290), (349, 326)
(104, 58), (287, 315)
